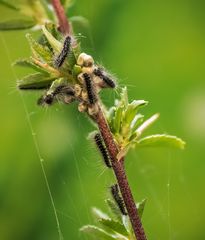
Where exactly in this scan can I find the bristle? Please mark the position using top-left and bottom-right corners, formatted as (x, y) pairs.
(110, 184), (127, 215)
(54, 36), (71, 68)
(94, 68), (116, 88)
(83, 73), (97, 104)
(94, 133), (112, 168)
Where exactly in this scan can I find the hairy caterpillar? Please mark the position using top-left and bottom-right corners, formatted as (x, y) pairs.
(94, 133), (112, 168)
(54, 36), (71, 68)
(37, 85), (75, 106)
(110, 184), (127, 215)
(94, 68), (116, 88)
(83, 73), (97, 104)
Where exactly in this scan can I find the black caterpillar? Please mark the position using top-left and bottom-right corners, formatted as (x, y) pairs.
(54, 36), (71, 68)
(110, 184), (127, 215)
(83, 73), (97, 104)
(37, 85), (75, 106)
(94, 68), (116, 88)
(94, 133), (112, 168)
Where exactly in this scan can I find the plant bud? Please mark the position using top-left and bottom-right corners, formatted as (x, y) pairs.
(77, 53), (94, 67)
(78, 102), (87, 112)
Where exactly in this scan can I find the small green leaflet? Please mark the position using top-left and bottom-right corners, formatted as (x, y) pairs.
(26, 34), (53, 63)
(80, 225), (116, 240)
(99, 219), (129, 237)
(17, 73), (56, 90)
(0, 19), (35, 31)
(137, 134), (186, 149)
(0, 0), (19, 11)
(136, 199), (147, 219)
(123, 100), (148, 125)
(92, 207), (110, 220)
(13, 58), (48, 74)
(106, 199), (122, 222)
(42, 25), (62, 52)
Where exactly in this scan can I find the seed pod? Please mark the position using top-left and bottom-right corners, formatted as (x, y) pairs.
(74, 84), (82, 97)
(78, 102), (87, 112)
(77, 53), (94, 67)
(88, 105), (99, 116)
(81, 90), (88, 101)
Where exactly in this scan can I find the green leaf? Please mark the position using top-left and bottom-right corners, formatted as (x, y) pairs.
(136, 199), (147, 219)
(0, 19), (35, 31)
(17, 73), (56, 90)
(120, 87), (128, 107)
(113, 106), (123, 133)
(0, 0), (19, 10)
(106, 199), (122, 222)
(129, 114), (144, 138)
(26, 34), (53, 62)
(42, 25), (62, 52)
(124, 100), (148, 125)
(92, 207), (110, 220)
(136, 113), (159, 137)
(137, 134), (186, 149)
(99, 219), (129, 237)
(80, 225), (116, 240)
(13, 58), (48, 73)
(122, 216), (133, 237)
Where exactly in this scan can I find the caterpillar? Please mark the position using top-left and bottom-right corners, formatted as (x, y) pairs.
(37, 85), (75, 106)
(110, 184), (127, 215)
(94, 133), (112, 168)
(93, 68), (116, 88)
(37, 94), (54, 106)
(54, 36), (71, 68)
(83, 73), (97, 105)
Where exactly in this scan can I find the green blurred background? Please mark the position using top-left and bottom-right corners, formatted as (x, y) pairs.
(0, 0), (205, 239)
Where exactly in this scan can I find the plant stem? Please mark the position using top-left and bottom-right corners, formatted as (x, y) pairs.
(51, 0), (147, 239)
(95, 107), (147, 240)
(51, 0), (70, 35)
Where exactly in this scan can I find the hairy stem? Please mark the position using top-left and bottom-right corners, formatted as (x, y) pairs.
(51, 0), (147, 239)
(95, 107), (147, 240)
(51, 0), (70, 35)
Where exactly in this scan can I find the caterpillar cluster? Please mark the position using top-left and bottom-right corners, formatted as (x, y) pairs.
(94, 132), (112, 168)
(38, 47), (116, 113)
(110, 184), (127, 215)
(74, 53), (116, 115)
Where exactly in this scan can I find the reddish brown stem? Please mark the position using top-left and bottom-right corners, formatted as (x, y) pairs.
(51, 0), (70, 35)
(95, 107), (147, 240)
(51, 0), (147, 239)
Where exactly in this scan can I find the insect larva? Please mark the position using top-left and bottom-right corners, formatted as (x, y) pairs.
(110, 184), (127, 215)
(54, 36), (71, 68)
(37, 94), (54, 106)
(54, 85), (75, 96)
(37, 86), (75, 106)
(94, 68), (116, 88)
(94, 133), (112, 168)
(83, 73), (97, 104)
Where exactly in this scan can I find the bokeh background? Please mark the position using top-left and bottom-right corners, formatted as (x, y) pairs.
(0, 0), (205, 239)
